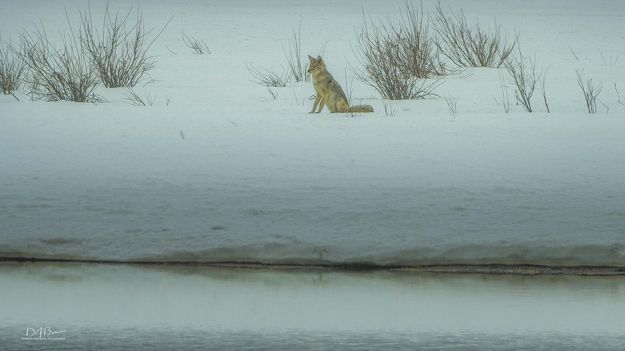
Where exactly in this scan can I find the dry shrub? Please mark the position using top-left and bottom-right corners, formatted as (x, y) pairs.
(504, 46), (538, 112)
(355, 3), (441, 100)
(80, 4), (170, 87)
(19, 19), (101, 103)
(0, 39), (25, 95)
(247, 63), (291, 87)
(576, 70), (603, 114)
(182, 32), (211, 55)
(284, 20), (309, 82)
(433, 2), (516, 68)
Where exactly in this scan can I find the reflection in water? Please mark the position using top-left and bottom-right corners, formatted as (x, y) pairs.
(1, 263), (625, 350)
(3, 328), (625, 350)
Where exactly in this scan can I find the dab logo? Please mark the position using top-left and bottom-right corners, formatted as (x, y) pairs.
(21, 327), (66, 341)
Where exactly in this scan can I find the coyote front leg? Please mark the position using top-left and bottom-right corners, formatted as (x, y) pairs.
(316, 98), (325, 113)
(310, 94), (321, 113)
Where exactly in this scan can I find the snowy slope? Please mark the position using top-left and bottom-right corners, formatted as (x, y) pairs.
(1, 0), (625, 266)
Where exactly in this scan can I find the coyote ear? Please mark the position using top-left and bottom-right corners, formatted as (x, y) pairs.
(308, 55), (315, 62)
(317, 55), (322, 61)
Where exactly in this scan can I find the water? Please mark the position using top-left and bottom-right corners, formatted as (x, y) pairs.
(1, 263), (625, 350)
(4, 329), (625, 351)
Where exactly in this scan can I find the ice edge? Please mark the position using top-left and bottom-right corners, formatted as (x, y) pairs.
(1, 256), (624, 276)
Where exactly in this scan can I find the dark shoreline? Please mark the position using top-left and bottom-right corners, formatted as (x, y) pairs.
(1, 256), (624, 276)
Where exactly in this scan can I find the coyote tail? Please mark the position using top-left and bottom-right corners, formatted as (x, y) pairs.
(348, 104), (374, 113)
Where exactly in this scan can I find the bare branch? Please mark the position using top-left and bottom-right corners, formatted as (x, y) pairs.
(615, 83), (625, 107)
(445, 96), (458, 116)
(496, 70), (510, 113)
(247, 63), (291, 87)
(354, 3), (442, 100)
(123, 87), (155, 106)
(432, 2), (516, 68)
(576, 70), (603, 114)
(539, 67), (550, 113)
(182, 32), (211, 54)
(0, 38), (25, 95)
(19, 20), (101, 102)
(503, 46), (538, 112)
(79, 3), (170, 87)
(283, 19), (309, 82)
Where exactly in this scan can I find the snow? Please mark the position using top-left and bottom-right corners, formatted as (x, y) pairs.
(1, 0), (625, 266)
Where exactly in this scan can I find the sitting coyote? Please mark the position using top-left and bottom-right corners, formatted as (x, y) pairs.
(307, 55), (374, 113)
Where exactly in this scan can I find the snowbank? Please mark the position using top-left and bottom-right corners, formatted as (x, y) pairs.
(1, 0), (625, 267)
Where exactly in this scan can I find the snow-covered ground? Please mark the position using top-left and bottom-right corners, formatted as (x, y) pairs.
(1, 0), (625, 266)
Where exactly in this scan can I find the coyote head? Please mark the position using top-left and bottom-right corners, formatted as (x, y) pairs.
(307, 55), (325, 74)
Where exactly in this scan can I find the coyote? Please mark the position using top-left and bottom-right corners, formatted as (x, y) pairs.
(308, 55), (374, 113)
